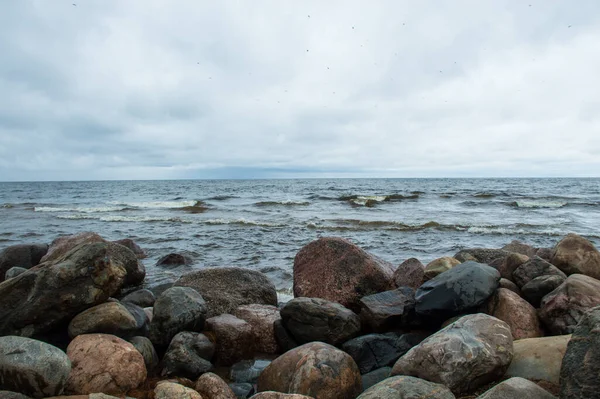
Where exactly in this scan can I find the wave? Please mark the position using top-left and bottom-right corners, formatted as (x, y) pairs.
(204, 218), (284, 227)
(1, 203), (14, 208)
(338, 194), (419, 207)
(205, 195), (238, 201)
(254, 200), (310, 207)
(466, 226), (565, 237)
(115, 200), (202, 209)
(473, 193), (497, 198)
(35, 205), (131, 213)
(56, 214), (192, 223)
(508, 200), (568, 209)
(308, 219), (466, 232)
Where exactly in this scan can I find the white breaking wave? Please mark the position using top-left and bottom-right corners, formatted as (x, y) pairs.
(100, 215), (192, 223)
(113, 200), (198, 209)
(204, 218), (283, 227)
(467, 226), (563, 236)
(514, 200), (568, 208)
(351, 195), (387, 206)
(35, 206), (129, 213)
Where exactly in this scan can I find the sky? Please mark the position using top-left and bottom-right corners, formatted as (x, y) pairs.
(1, 1), (599, 181)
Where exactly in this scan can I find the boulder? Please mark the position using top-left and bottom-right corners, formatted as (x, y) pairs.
(0, 243), (48, 283)
(501, 240), (539, 257)
(157, 253), (193, 267)
(121, 288), (155, 308)
(454, 248), (510, 264)
(0, 242), (126, 337)
(393, 258), (425, 289)
(233, 304), (280, 354)
(149, 286), (207, 347)
(176, 267), (277, 318)
(498, 278), (520, 295)
(361, 367), (392, 391)
(68, 302), (139, 338)
(112, 238), (146, 259)
(359, 287), (417, 332)
(551, 233), (600, 279)
(5, 266), (28, 280)
(512, 256), (566, 288)
(415, 261), (500, 322)
(539, 274), (600, 334)
(521, 275), (565, 308)
(161, 331), (214, 380)
(391, 314), (514, 394)
(154, 381), (202, 399)
(356, 375), (455, 399)
(504, 335), (570, 384)
(477, 377), (556, 399)
(273, 319), (298, 353)
(41, 232), (104, 263)
(341, 332), (427, 374)
(424, 257), (460, 280)
(536, 247), (554, 262)
(205, 314), (254, 366)
(257, 342), (362, 399)
(230, 359), (270, 384)
(560, 306), (600, 398)
(293, 237), (395, 311)
(65, 334), (146, 395)
(484, 288), (542, 339)
(130, 336), (159, 375)
(0, 392), (32, 399)
(229, 383), (254, 398)
(0, 336), (71, 398)
(280, 297), (361, 346)
(195, 372), (236, 399)
(251, 393), (314, 399)
(496, 253), (529, 281)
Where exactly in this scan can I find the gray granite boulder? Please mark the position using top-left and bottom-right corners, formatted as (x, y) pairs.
(161, 331), (214, 380)
(521, 275), (565, 307)
(357, 375), (455, 399)
(477, 377), (556, 399)
(4, 267), (28, 280)
(68, 302), (140, 338)
(121, 288), (155, 308)
(130, 336), (159, 375)
(551, 233), (600, 279)
(512, 256), (566, 288)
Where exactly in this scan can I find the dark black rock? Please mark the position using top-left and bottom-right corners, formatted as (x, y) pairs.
(415, 261), (500, 321)
(512, 256), (567, 288)
(230, 359), (271, 384)
(359, 287), (417, 332)
(130, 336), (159, 374)
(122, 301), (150, 336)
(521, 274), (566, 307)
(160, 331), (214, 380)
(273, 318), (298, 352)
(454, 248), (510, 264)
(121, 288), (155, 308)
(361, 367), (392, 391)
(4, 267), (27, 280)
(280, 297), (361, 346)
(0, 243), (48, 283)
(229, 382), (255, 399)
(156, 253), (193, 267)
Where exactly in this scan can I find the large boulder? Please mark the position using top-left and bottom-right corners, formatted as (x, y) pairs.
(175, 267), (277, 318)
(521, 275), (565, 308)
(512, 256), (566, 288)
(551, 233), (600, 279)
(424, 257), (460, 280)
(121, 288), (155, 308)
(257, 342), (362, 399)
(496, 253), (529, 281)
(0, 243), (48, 283)
(112, 238), (146, 259)
(415, 261), (500, 322)
(356, 375), (455, 399)
(359, 287), (417, 332)
(539, 274), (600, 334)
(161, 331), (214, 380)
(560, 306), (600, 398)
(154, 381), (202, 399)
(361, 367), (392, 391)
(501, 240), (539, 257)
(293, 237), (395, 311)
(149, 286), (207, 347)
(65, 334), (146, 395)
(0, 392), (32, 399)
(195, 372), (237, 399)
(453, 248), (510, 265)
(484, 288), (542, 339)
(0, 336), (71, 398)
(40, 232), (104, 263)
(504, 335), (570, 384)
(392, 314), (514, 394)
(477, 377), (556, 399)
(280, 297), (361, 346)
(393, 258), (425, 289)
(68, 302), (140, 339)
(0, 242), (126, 337)
(130, 336), (159, 375)
(233, 304), (280, 354)
(205, 314), (254, 366)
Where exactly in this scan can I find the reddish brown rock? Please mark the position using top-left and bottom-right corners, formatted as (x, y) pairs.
(233, 304), (280, 354)
(501, 240), (539, 257)
(41, 232), (105, 263)
(499, 278), (521, 295)
(497, 253), (529, 281)
(424, 257), (460, 280)
(205, 314), (254, 366)
(65, 334), (146, 395)
(154, 381), (202, 399)
(551, 233), (600, 279)
(293, 237), (395, 311)
(393, 258), (425, 289)
(195, 372), (236, 399)
(485, 288), (542, 339)
(257, 342), (362, 399)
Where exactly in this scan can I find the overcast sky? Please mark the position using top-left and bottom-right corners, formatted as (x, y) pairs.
(1, 1), (599, 181)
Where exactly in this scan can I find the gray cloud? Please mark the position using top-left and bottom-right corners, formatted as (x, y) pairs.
(1, 0), (599, 181)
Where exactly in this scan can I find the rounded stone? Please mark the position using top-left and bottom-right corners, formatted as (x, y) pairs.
(195, 372), (237, 399)
(233, 304), (281, 354)
(68, 302), (139, 338)
(504, 335), (570, 384)
(485, 288), (542, 339)
(154, 381), (202, 399)
(356, 375), (455, 399)
(424, 256), (460, 280)
(393, 258), (425, 290)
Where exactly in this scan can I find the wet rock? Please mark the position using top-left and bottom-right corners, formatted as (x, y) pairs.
(41, 232), (105, 263)
(251, 394), (314, 399)
(415, 261), (500, 322)
(539, 274), (600, 334)
(552, 234), (600, 280)
(424, 256), (460, 280)
(359, 287), (417, 332)
(521, 275), (565, 307)
(233, 304), (280, 354)
(393, 258), (425, 289)
(157, 253), (193, 267)
(229, 382), (254, 398)
(121, 288), (155, 308)
(154, 381), (202, 399)
(257, 342), (362, 399)
(499, 278), (520, 295)
(161, 331), (214, 380)
(357, 375), (455, 399)
(130, 336), (159, 375)
(454, 248), (510, 265)
(205, 314), (254, 366)
(485, 288), (542, 339)
(361, 367), (392, 391)
(0, 243), (48, 283)
(0, 336), (71, 398)
(496, 253), (529, 281)
(273, 319), (297, 353)
(5, 266), (28, 280)
(148, 282), (174, 298)
(501, 240), (539, 257)
(65, 333), (146, 395)
(0, 392), (32, 399)
(293, 237), (395, 311)
(512, 256), (566, 288)
(176, 267), (277, 318)
(0, 242), (126, 337)
(536, 247), (554, 262)
(560, 306), (600, 398)
(230, 359), (271, 384)
(195, 372), (236, 399)
(149, 286), (207, 347)
(280, 297), (361, 346)
(113, 238), (146, 259)
(504, 335), (570, 384)
(68, 302), (139, 339)
(477, 377), (556, 399)
(392, 314), (513, 394)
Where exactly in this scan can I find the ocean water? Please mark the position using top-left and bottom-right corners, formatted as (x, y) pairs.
(1, 178), (599, 292)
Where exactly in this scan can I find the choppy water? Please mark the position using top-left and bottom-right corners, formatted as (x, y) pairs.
(1, 178), (599, 290)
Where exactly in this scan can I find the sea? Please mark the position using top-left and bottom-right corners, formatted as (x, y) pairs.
(1, 178), (599, 296)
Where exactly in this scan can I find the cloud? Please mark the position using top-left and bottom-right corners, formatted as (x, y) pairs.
(1, 0), (599, 180)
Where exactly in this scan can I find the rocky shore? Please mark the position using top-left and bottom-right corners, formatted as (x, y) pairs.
(1, 231), (600, 398)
